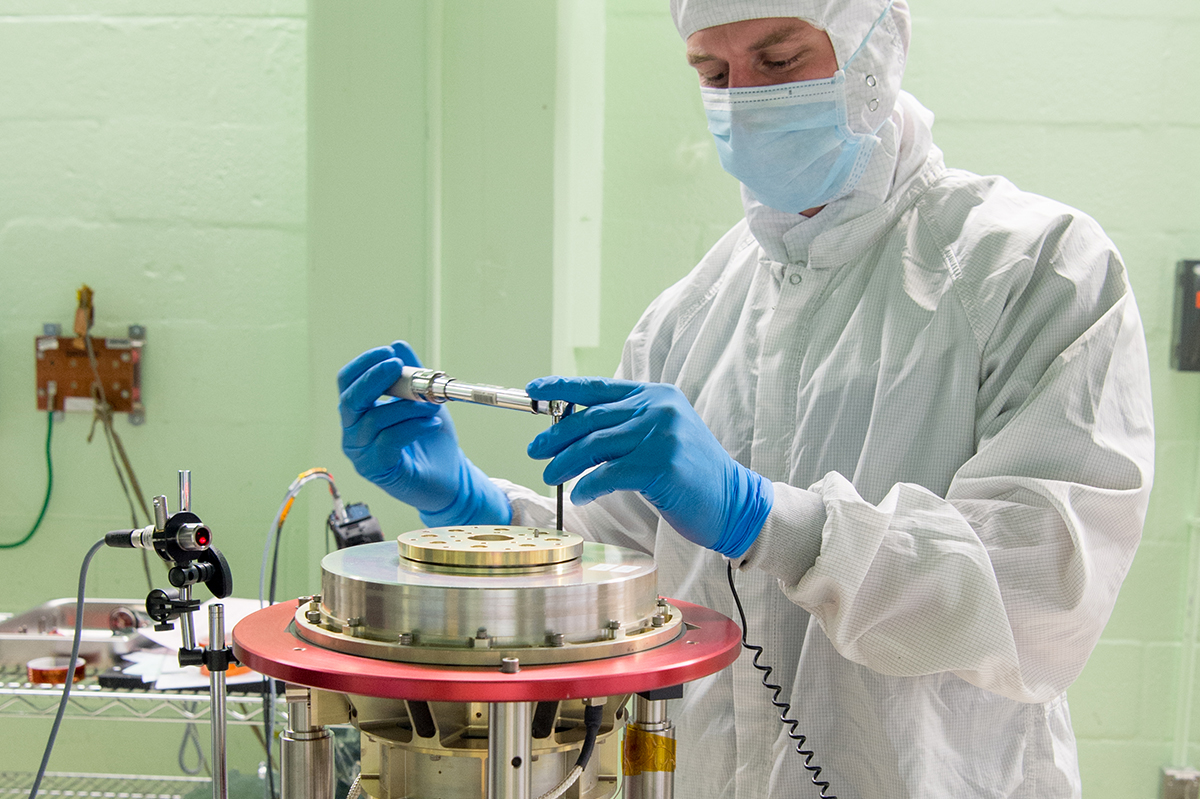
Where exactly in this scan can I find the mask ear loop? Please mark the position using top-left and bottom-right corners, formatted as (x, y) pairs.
(841, 0), (896, 72)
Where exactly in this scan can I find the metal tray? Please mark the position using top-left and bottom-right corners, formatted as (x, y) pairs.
(0, 598), (153, 669)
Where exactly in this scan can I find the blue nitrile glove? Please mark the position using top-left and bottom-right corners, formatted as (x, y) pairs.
(525, 377), (772, 557)
(338, 341), (511, 526)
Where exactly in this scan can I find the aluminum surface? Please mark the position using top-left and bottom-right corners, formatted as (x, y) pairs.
(308, 536), (672, 665)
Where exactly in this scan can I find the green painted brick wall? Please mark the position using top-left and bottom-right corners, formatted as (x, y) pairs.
(0, 0), (307, 778)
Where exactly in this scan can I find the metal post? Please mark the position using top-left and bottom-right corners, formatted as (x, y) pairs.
(178, 585), (196, 650)
(281, 685), (335, 799)
(623, 694), (676, 799)
(179, 470), (192, 512)
(487, 701), (533, 799)
(209, 604), (228, 799)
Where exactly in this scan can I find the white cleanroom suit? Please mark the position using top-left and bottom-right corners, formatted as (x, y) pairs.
(495, 1), (1155, 797)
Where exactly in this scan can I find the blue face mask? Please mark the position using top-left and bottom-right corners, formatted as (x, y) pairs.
(701, 4), (892, 214)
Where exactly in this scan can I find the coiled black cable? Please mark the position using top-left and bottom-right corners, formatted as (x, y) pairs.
(726, 562), (835, 799)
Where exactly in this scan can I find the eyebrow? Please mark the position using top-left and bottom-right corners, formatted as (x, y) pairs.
(686, 22), (809, 66)
(748, 25), (805, 51)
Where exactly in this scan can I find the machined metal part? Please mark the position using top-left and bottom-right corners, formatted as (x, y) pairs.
(398, 527), (583, 569)
(295, 532), (682, 667)
(281, 685), (335, 799)
(487, 701), (532, 799)
(386, 366), (552, 415)
(623, 695), (676, 799)
(353, 695), (626, 799)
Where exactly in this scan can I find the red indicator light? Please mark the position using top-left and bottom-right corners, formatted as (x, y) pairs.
(197, 529), (211, 546)
(1194, 290), (1199, 310)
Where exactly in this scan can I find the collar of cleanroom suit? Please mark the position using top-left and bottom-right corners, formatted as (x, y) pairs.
(495, 0), (1155, 797)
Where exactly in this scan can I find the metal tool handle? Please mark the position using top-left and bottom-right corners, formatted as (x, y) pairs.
(386, 366), (553, 415)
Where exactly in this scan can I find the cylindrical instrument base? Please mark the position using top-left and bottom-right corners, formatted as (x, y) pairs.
(623, 696), (675, 799)
(281, 688), (335, 799)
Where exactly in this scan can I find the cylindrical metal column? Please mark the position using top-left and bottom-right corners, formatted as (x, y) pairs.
(280, 685), (334, 799)
(487, 701), (533, 799)
(208, 604), (228, 799)
(623, 694), (675, 799)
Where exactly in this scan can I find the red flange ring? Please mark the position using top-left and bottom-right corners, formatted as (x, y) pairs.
(233, 598), (741, 703)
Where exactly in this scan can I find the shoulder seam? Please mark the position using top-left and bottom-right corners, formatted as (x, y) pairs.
(913, 194), (987, 355)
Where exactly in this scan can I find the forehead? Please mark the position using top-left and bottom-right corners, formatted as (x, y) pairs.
(685, 17), (818, 62)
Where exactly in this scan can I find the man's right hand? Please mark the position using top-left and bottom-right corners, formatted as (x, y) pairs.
(337, 341), (511, 525)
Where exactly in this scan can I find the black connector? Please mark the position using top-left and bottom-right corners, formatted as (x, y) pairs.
(104, 529), (137, 548)
(328, 502), (383, 549)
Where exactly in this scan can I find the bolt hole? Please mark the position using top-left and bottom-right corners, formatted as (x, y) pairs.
(469, 534), (513, 542)
(293, 647), (306, 651)
(511, 757), (522, 769)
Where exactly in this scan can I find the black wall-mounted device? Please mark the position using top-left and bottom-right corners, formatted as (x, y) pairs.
(1172, 260), (1200, 372)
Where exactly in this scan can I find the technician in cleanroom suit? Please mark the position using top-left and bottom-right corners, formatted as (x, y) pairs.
(337, 0), (1155, 796)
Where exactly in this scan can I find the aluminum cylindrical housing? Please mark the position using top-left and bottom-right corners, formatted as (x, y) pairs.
(623, 697), (675, 799)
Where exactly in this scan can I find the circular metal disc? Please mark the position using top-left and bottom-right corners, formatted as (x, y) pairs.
(233, 598), (742, 702)
(398, 526), (583, 568)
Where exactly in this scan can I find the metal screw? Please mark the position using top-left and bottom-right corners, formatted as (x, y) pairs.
(500, 657), (520, 674)
(305, 609), (321, 624)
(652, 614), (665, 627)
(399, 633), (413, 646)
(546, 632), (565, 647)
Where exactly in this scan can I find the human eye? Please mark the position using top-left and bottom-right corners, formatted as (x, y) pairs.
(760, 51), (804, 71)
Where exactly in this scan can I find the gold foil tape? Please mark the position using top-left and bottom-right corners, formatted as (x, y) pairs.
(623, 726), (677, 776)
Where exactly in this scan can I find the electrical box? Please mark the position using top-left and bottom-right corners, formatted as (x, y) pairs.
(1172, 260), (1200, 371)
(1163, 767), (1200, 799)
(35, 324), (145, 424)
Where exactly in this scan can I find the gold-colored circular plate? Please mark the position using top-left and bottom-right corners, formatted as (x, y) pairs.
(398, 526), (584, 568)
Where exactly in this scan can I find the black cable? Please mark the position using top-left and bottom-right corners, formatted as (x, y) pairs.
(726, 562), (835, 799)
(28, 538), (105, 799)
(263, 517), (286, 799)
(0, 407), (54, 549)
(575, 702), (604, 769)
(268, 513), (286, 606)
(263, 681), (277, 799)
